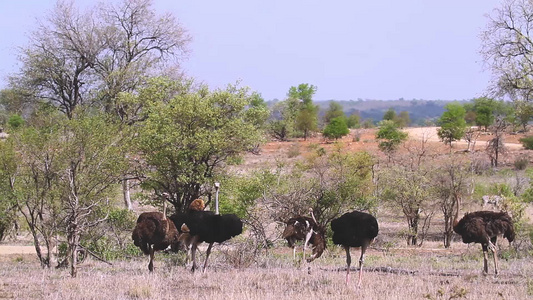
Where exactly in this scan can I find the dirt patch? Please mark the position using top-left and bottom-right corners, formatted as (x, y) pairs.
(0, 246), (36, 255)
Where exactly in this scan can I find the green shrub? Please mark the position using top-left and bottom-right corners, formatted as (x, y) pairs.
(519, 136), (533, 150)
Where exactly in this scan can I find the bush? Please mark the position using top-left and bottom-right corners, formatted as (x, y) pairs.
(519, 136), (533, 150)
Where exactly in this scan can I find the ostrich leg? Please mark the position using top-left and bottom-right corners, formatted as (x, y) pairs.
(148, 246), (155, 272)
(482, 246), (489, 274)
(203, 242), (214, 272)
(357, 243), (368, 287)
(302, 230), (313, 261)
(190, 237), (199, 272)
(344, 246), (351, 285)
(490, 237), (499, 275)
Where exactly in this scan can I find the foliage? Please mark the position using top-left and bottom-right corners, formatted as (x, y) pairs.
(323, 101), (346, 124)
(396, 111), (410, 128)
(135, 80), (269, 213)
(263, 148), (375, 229)
(5, 108), (130, 276)
(7, 114), (24, 129)
(322, 117), (349, 140)
(437, 103), (466, 147)
(376, 120), (408, 157)
(383, 108), (396, 121)
(379, 164), (436, 246)
(519, 136), (533, 150)
(346, 113), (361, 128)
(0, 139), (17, 241)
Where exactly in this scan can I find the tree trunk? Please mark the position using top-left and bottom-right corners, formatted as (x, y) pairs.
(122, 178), (133, 210)
(67, 218), (80, 278)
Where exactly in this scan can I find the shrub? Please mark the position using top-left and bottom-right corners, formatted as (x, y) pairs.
(519, 136), (533, 150)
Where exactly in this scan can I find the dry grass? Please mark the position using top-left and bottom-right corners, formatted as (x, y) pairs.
(0, 241), (531, 300)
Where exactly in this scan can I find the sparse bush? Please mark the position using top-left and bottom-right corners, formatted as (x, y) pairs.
(519, 136), (533, 150)
(287, 143), (301, 158)
(514, 155), (529, 170)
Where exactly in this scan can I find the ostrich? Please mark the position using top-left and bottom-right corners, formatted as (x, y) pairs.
(282, 208), (326, 262)
(452, 197), (515, 275)
(132, 193), (179, 272)
(170, 183), (243, 272)
(331, 210), (379, 287)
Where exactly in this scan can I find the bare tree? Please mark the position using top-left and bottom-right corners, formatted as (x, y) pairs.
(481, 0), (533, 101)
(433, 157), (470, 248)
(486, 117), (509, 167)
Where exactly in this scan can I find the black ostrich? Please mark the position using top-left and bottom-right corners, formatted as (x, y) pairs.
(170, 183), (243, 272)
(282, 208), (326, 262)
(132, 194), (179, 272)
(331, 210), (379, 287)
(452, 198), (515, 275)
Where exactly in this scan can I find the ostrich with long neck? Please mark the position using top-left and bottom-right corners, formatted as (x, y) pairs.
(452, 195), (515, 274)
(132, 193), (180, 272)
(170, 183), (243, 272)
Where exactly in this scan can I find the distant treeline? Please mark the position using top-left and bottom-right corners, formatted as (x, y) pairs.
(267, 99), (469, 126)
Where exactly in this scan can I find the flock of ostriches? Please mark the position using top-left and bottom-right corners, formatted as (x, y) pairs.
(132, 186), (515, 288)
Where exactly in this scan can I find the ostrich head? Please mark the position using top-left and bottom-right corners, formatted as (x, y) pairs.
(189, 199), (205, 211)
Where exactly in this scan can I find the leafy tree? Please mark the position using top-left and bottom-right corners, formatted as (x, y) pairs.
(323, 117), (349, 140)
(0, 139), (17, 241)
(323, 101), (346, 124)
(437, 103), (466, 148)
(135, 80), (269, 213)
(514, 100), (533, 131)
(472, 97), (497, 130)
(376, 120), (408, 160)
(288, 83), (317, 105)
(383, 108), (396, 121)
(288, 84), (319, 140)
(346, 112), (361, 128)
(5, 107), (130, 277)
(295, 105), (318, 140)
(397, 111), (410, 128)
(379, 164), (435, 246)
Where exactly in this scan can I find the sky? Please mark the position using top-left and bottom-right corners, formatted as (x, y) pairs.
(0, 0), (503, 101)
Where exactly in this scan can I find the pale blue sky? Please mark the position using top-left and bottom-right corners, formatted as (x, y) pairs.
(0, 0), (502, 101)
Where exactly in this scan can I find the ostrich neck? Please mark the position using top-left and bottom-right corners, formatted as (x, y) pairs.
(162, 199), (167, 220)
(452, 194), (460, 227)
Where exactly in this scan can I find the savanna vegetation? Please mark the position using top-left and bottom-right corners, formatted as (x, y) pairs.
(1, 0), (533, 299)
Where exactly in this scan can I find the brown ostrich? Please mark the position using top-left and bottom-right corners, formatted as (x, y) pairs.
(331, 210), (379, 287)
(170, 184), (243, 272)
(452, 197), (515, 275)
(282, 208), (326, 262)
(132, 193), (179, 272)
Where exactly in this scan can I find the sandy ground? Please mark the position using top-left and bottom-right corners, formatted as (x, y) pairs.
(0, 245), (36, 255)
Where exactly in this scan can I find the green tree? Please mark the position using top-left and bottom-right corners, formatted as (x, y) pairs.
(383, 108), (396, 121)
(323, 117), (349, 140)
(437, 103), (466, 148)
(514, 100), (533, 131)
(135, 80), (268, 213)
(0, 139), (17, 241)
(288, 84), (319, 140)
(473, 97), (496, 130)
(6, 107), (130, 277)
(323, 101), (346, 124)
(346, 112), (361, 128)
(397, 111), (410, 128)
(288, 83), (317, 105)
(376, 120), (408, 160)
